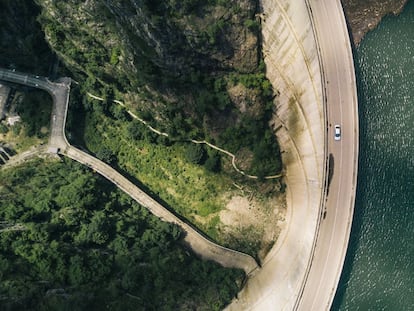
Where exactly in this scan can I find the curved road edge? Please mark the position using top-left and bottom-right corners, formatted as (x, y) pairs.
(295, 0), (359, 309)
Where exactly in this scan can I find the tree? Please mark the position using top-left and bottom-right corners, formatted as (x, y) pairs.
(111, 105), (129, 121)
(127, 121), (144, 141)
(185, 144), (206, 165)
(156, 134), (172, 146)
(68, 255), (88, 286)
(96, 148), (115, 164)
(0, 123), (8, 134)
(204, 152), (221, 173)
(87, 211), (110, 245)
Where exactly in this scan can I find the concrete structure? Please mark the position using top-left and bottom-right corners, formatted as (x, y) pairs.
(47, 146), (59, 154)
(0, 0), (359, 303)
(0, 146), (11, 158)
(6, 115), (20, 126)
(0, 153), (7, 164)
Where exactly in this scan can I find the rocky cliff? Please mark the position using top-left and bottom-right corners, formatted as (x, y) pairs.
(341, 0), (408, 45)
(33, 0), (282, 176)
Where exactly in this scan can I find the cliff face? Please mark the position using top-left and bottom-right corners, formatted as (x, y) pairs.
(34, 0), (259, 88)
(341, 0), (408, 45)
(0, 0), (53, 74)
(33, 0), (282, 176)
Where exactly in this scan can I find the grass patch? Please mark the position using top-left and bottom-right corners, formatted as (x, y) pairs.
(76, 105), (236, 242)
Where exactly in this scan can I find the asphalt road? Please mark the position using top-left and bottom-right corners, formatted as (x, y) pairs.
(0, 69), (71, 150)
(0, 67), (259, 275)
(295, 0), (359, 309)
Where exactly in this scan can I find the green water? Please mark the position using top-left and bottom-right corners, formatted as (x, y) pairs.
(332, 2), (414, 310)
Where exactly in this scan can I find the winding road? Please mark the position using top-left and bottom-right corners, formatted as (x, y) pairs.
(0, 68), (259, 275)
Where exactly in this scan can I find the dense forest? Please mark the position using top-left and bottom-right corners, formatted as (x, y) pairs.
(0, 159), (243, 310)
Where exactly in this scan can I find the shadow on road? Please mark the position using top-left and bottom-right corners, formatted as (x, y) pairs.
(331, 40), (367, 310)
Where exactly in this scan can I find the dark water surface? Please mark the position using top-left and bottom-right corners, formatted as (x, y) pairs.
(332, 2), (414, 310)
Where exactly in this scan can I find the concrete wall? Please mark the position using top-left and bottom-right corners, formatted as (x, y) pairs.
(226, 0), (325, 309)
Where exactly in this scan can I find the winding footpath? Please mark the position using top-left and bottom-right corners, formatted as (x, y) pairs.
(0, 68), (259, 275)
(86, 92), (283, 180)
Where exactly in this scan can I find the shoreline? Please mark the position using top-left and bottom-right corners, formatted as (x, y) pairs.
(341, 0), (408, 45)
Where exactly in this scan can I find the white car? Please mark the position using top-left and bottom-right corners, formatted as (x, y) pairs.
(334, 125), (341, 141)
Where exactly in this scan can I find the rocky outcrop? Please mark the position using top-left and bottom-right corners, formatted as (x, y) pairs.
(341, 0), (408, 45)
(33, 0), (282, 179)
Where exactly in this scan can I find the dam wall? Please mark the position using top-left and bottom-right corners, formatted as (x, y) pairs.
(227, 0), (326, 309)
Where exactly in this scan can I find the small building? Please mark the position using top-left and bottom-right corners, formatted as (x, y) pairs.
(6, 115), (21, 126)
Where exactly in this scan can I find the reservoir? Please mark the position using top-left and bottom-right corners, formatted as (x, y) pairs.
(333, 2), (414, 310)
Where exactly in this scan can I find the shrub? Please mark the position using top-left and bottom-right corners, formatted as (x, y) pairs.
(205, 152), (221, 173)
(0, 123), (8, 134)
(185, 144), (206, 165)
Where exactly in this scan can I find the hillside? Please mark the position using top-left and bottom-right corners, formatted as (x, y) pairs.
(34, 0), (282, 177)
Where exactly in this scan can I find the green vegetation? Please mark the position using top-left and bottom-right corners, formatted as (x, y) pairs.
(217, 72), (281, 177)
(0, 158), (243, 310)
(37, 1), (131, 92)
(185, 144), (207, 165)
(0, 123), (8, 134)
(142, 0), (234, 19)
(0, 90), (51, 153)
(67, 95), (234, 243)
(32, 0), (282, 177)
(16, 90), (52, 138)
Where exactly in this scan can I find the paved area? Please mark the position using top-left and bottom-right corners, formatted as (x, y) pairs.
(0, 67), (259, 275)
(295, 1), (359, 309)
(0, 69), (71, 150)
(1, 145), (47, 168)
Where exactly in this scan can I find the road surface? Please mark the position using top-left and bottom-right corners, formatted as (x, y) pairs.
(0, 67), (259, 275)
(295, 0), (359, 309)
(0, 69), (71, 151)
